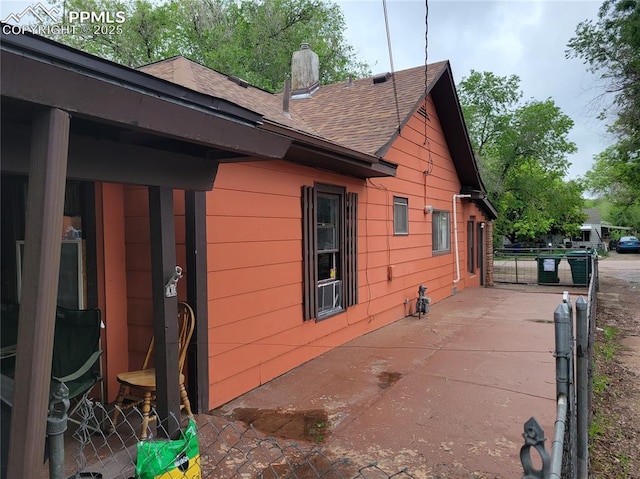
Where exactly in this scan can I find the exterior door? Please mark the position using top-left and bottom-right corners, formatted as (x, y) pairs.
(477, 223), (485, 286)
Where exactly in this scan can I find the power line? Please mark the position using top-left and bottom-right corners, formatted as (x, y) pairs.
(423, 0), (434, 179)
(382, 0), (402, 133)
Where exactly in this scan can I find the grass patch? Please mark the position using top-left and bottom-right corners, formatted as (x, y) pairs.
(592, 372), (609, 395)
(589, 327), (619, 441)
(596, 326), (620, 361)
(589, 411), (610, 440)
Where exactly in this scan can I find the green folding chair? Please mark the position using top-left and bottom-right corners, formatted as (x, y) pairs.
(52, 307), (104, 431)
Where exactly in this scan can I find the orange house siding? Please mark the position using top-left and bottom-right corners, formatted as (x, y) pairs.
(121, 186), (187, 372)
(95, 182), (129, 402)
(206, 97), (490, 408)
(102, 97), (489, 409)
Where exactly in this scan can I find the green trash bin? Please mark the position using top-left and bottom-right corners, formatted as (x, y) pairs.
(537, 255), (562, 284)
(567, 250), (591, 285)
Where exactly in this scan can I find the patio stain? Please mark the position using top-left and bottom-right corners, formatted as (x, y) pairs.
(377, 371), (403, 389)
(232, 408), (329, 443)
(258, 452), (356, 479)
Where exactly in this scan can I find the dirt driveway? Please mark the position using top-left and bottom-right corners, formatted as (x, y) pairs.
(591, 252), (640, 478)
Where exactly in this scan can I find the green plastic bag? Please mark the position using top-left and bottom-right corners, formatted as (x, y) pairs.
(135, 419), (201, 479)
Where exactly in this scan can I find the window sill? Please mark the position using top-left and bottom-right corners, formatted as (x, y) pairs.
(432, 249), (451, 256)
(316, 307), (345, 322)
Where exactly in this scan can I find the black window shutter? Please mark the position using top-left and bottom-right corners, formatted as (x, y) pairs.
(345, 192), (358, 307)
(302, 186), (317, 320)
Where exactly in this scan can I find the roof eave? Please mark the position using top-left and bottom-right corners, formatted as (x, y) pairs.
(0, 27), (263, 125)
(262, 121), (397, 179)
(1, 29), (292, 161)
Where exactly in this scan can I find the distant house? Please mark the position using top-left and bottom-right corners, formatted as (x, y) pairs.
(570, 208), (631, 251)
(1, 32), (497, 450)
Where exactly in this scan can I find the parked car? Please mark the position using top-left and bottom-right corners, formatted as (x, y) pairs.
(615, 236), (640, 253)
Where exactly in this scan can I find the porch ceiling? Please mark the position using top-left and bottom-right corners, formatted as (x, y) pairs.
(1, 30), (292, 190)
(1, 98), (248, 190)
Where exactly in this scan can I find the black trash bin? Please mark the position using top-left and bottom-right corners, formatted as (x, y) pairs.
(567, 250), (592, 285)
(537, 255), (562, 284)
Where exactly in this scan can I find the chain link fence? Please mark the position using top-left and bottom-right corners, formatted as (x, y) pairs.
(494, 249), (594, 286)
(519, 253), (598, 479)
(60, 399), (416, 479)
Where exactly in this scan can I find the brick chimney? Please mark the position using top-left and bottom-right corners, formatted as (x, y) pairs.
(291, 43), (319, 98)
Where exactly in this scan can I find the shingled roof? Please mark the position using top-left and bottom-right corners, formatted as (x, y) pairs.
(139, 57), (447, 157)
(288, 62), (449, 156)
(139, 55), (495, 217)
(139, 56), (322, 137)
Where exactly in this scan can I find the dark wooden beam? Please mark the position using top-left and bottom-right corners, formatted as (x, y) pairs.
(185, 191), (210, 413)
(82, 182), (99, 308)
(1, 50), (291, 160)
(148, 186), (181, 438)
(2, 123), (220, 191)
(7, 108), (69, 479)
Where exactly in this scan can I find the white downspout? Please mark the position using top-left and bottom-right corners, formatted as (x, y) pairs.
(453, 193), (472, 284)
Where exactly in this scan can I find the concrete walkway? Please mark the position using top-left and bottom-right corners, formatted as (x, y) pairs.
(218, 286), (570, 478)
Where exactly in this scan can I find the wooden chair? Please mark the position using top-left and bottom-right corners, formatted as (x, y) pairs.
(109, 302), (195, 440)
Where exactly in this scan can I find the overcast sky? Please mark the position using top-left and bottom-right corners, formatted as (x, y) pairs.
(336, 0), (612, 180)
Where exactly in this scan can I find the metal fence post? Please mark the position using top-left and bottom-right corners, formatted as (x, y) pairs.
(554, 302), (571, 398)
(575, 296), (588, 478)
(47, 381), (70, 479)
(555, 299), (576, 478)
(588, 257), (598, 417)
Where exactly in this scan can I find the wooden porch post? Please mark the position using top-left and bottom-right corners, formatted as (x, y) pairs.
(185, 191), (210, 413)
(148, 186), (181, 438)
(7, 108), (70, 478)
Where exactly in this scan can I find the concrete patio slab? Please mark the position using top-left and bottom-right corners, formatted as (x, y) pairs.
(217, 286), (570, 478)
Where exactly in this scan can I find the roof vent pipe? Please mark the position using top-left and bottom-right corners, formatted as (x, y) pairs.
(372, 72), (391, 84)
(283, 77), (291, 115)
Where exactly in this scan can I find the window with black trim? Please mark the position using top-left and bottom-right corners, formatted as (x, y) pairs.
(393, 196), (408, 235)
(432, 210), (451, 253)
(302, 184), (358, 321)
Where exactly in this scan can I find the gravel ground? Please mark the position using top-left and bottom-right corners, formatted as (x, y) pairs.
(590, 253), (640, 478)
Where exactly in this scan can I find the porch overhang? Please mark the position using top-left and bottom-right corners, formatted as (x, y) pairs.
(1, 27), (292, 186)
(460, 187), (498, 220)
(0, 29), (300, 476)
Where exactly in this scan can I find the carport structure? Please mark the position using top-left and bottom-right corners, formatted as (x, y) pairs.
(0, 30), (293, 478)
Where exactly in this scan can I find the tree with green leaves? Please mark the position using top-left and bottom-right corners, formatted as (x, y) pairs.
(458, 70), (585, 245)
(567, 0), (640, 228)
(43, 0), (369, 92)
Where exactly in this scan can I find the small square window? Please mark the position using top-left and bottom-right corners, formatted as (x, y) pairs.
(393, 196), (408, 235)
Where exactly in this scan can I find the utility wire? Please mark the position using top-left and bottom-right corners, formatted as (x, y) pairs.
(423, 0), (434, 179)
(382, 0), (402, 133)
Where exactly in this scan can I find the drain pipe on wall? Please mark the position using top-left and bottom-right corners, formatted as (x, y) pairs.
(453, 193), (472, 284)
